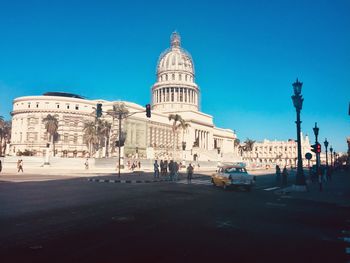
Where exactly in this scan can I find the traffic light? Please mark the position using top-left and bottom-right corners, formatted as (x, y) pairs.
(311, 143), (321, 153)
(145, 104), (151, 118)
(96, 103), (102, 118)
(316, 143), (321, 153)
(311, 144), (316, 153)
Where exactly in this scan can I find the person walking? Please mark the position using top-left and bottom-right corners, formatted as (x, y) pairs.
(0, 159), (2, 173)
(275, 165), (281, 185)
(187, 163), (194, 184)
(154, 160), (159, 178)
(168, 160), (175, 181)
(174, 161), (179, 180)
(282, 166), (288, 187)
(160, 160), (164, 176)
(17, 159), (24, 173)
(85, 158), (89, 170)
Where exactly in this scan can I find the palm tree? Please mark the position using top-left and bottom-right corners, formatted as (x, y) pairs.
(244, 138), (255, 152)
(0, 116), (4, 156)
(168, 114), (184, 159)
(177, 119), (190, 151)
(83, 121), (99, 157)
(1, 121), (11, 156)
(42, 114), (58, 157)
(96, 119), (112, 157)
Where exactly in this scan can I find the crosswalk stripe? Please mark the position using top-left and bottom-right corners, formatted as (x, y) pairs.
(177, 179), (212, 185)
(263, 186), (280, 191)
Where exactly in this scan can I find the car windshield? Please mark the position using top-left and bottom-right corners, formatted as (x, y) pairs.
(224, 167), (247, 173)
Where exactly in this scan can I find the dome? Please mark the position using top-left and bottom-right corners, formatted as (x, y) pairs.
(157, 32), (195, 75)
(152, 32), (200, 113)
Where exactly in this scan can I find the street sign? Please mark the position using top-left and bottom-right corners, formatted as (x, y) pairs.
(305, 152), (312, 160)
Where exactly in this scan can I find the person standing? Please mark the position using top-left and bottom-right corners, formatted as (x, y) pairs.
(85, 159), (89, 170)
(275, 165), (281, 185)
(0, 159), (2, 173)
(168, 160), (175, 181)
(17, 159), (24, 173)
(282, 166), (288, 187)
(154, 160), (159, 178)
(160, 160), (164, 176)
(187, 163), (194, 184)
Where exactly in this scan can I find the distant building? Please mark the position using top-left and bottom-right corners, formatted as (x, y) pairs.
(240, 134), (315, 167)
(10, 32), (237, 161)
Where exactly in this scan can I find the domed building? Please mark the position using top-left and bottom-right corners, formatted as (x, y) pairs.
(9, 32), (237, 162)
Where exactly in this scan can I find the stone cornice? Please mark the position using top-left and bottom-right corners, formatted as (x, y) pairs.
(11, 109), (95, 117)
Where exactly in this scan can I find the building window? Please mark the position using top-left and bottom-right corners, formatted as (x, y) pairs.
(172, 74), (175, 80)
(36, 103), (39, 108)
(73, 133), (78, 143)
(171, 88), (174, 102)
(28, 103), (31, 108)
(180, 88), (183, 102)
(179, 74), (182, 81)
(64, 133), (69, 143)
(67, 105), (70, 109)
(75, 105), (79, 110)
(57, 104), (60, 108)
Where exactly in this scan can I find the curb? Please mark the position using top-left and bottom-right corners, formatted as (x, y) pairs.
(88, 178), (180, 184)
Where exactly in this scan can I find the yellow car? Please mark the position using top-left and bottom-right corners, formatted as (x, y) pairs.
(211, 165), (255, 191)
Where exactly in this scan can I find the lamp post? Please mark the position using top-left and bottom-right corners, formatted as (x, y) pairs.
(324, 138), (329, 167)
(330, 145), (333, 167)
(291, 78), (306, 189)
(313, 122), (320, 172)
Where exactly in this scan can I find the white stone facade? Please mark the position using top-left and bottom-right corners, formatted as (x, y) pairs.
(241, 134), (315, 167)
(10, 32), (237, 162)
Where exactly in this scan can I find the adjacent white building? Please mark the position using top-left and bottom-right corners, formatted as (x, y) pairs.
(240, 134), (315, 168)
(10, 32), (237, 162)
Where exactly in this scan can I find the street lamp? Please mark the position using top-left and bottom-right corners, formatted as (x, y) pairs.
(330, 145), (333, 167)
(324, 138), (329, 167)
(312, 122), (321, 172)
(291, 78), (306, 189)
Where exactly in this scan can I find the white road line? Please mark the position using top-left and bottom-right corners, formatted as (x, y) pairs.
(177, 179), (212, 185)
(263, 186), (280, 191)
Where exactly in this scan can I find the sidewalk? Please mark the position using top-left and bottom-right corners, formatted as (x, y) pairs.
(277, 170), (350, 207)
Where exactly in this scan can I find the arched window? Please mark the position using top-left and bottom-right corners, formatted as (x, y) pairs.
(172, 74), (175, 80)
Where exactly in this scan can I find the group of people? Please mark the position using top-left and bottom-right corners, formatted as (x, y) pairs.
(127, 160), (141, 171)
(154, 160), (194, 183)
(275, 165), (288, 186)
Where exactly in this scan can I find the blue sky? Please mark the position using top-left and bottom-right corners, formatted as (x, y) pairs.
(0, 0), (349, 152)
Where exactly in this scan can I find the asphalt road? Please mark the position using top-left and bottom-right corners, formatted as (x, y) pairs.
(0, 171), (349, 263)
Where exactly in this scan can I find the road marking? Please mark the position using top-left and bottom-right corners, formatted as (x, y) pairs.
(177, 179), (212, 185)
(263, 186), (280, 191)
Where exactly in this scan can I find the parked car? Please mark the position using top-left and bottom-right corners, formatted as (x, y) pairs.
(211, 165), (255, 191)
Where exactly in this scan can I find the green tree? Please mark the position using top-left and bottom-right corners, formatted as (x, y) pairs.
(177, 119), (190, 150)
(168, 114), (184, 159)
(42, 114), (59, 156)
(96, 119), (112, 157)
(83, 121), (99, 157)
(244, 138), (255, 152)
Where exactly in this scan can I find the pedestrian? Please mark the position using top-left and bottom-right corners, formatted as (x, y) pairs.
(17, 159), (24, 173)
(160, 160), (164, 176)
(164, 160), (168, 176)
(85, 158), (89, 170)
(138, 161), (141, 169)
(187, 163), (194, 183)
(275, 165), (281, 185)
(282, 166), (288, 186)
(318, 168), (323, 192)
(0, 159), (2, 173)
(174, 161), (179, 180)
(154, 160), (159, 178)
(168, 160), (175, 181)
